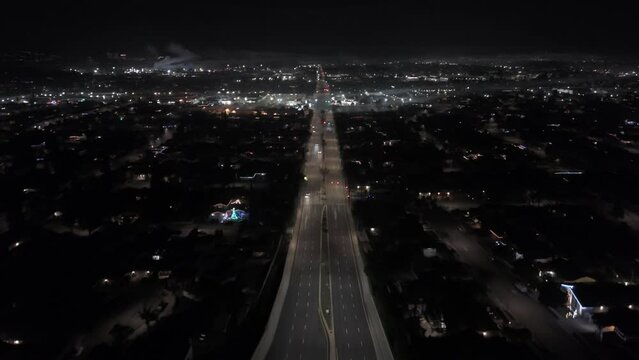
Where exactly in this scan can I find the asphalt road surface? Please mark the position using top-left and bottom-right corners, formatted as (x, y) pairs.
(253, 68), (392, 360)
(438, 222), (594, 359)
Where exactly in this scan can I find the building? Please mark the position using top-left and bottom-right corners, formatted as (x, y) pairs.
(561, 283), (639, 318)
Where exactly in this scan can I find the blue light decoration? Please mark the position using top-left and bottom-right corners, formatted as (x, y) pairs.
(222, 207), (248, 223)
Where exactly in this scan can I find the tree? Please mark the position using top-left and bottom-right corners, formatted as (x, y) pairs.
(138, 304), (158, 332)
(611, 201), (625, 219)
(538, 283), (567, 307)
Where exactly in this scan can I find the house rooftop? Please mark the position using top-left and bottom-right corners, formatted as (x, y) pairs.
(567, 283), (639, 308)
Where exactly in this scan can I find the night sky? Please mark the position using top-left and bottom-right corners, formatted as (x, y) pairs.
(2, 0), (638, 59)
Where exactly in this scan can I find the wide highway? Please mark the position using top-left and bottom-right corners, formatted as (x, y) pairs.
(252, 67), (393, 360)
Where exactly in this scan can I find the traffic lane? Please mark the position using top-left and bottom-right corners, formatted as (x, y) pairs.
(335, 206), (376, 360)
(329, 204), (377, 360)
(325, 181), (347, 203)
(268, 204), (326, 360)
(292, 204), (324, 359)
(321, 109), (389, 360)
(269, 205), (322, 360)
(337, 204), (377, 360)
(442, 226), (591, 359)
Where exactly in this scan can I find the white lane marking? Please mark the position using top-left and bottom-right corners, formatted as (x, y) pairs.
(292, 324), (295, 330)
(345, 328), (348, 334)
(357, 327), (360, 333)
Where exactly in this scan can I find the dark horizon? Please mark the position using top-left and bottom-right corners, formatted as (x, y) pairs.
(3, 1), (639, 60)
